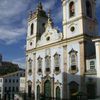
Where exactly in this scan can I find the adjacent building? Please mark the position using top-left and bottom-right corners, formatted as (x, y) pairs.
(0, 70), (25, 100)
(25, 0), (100, 100)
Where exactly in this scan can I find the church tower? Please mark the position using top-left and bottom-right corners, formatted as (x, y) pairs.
(61, 0), (98, 99)
(26, 2), (48, 50)
(62, 0), (98, 39)
(26, 2), (48, 99)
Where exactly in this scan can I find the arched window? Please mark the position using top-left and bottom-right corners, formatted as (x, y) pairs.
(28, 58), (32, 75)
(37, 56), (42, 73)
(54, 53), (60, 73)
(86, 1), (92, 18)
(56, 86), (60, 100)
(69, 49), (77, 71)
(69, 1), (75, 17)
(54, 53), (60, 67)
(37, 85), (40, 100)
(30, 23), (34, 35)
(69, 49), (78, 74)
(45, 56), (51, 72)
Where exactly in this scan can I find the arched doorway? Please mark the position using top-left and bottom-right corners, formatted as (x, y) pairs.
(44, 80), (51, 99)
(28, 81), (32, 98)
(87, 81), (96, 99)
(37, 85), (40, 100)
(56, 86), (60, 100)
(69, 81), (79, 100)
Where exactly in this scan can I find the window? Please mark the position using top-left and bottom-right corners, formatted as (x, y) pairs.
(16, 73), (18, 76)
(9, 79), (11, 83)
(16, 87), (19, 92)
(56, 86), (60, 100)
(0, 79), (2, 82)
(29, 58), (32, 68)
(5, 79), (7, 83)
(45, 56), (51, 73)
(69, 49), (78, 74)
(0, 87), (1, 92)
(5, 87), (7, 92)
(16, 79), (18, 83)
(54, 53), (60, 74)
(90, 61), (95, 69)
(20, 73), (22, 77)
(28, 58), (32, 75)
(0, 94), (1, 99)
(12, 87), (15, 92)
(45, 56), (51, 68)
(69, 1), (75, 17)
(30, 23), (34, 35)
(13, 79), (15, 83)
(37, 56), (42, 74)
(86, 1), (92, 18)
(9, 87), (11, 92)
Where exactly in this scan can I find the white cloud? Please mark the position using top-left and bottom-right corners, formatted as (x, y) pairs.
(43, 0), (57, 10)
(0, 0), (31, 19)
(0, 0), (32, 44)
(0, 26), (26, 44)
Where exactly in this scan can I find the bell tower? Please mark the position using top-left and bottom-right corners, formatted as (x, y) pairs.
(26, 2), (48, 50)
(62, 0), (98, 39)
(26, 2), (48, 99)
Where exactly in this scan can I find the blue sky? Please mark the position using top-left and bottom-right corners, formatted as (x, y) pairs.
(0, 0), (100, 69)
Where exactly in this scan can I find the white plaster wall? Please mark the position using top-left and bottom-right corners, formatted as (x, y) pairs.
(35, 46), (64, 83)
(66, 19), (83, 38)
(66, 0), (82, 21)
(0, 78), (3, 99)
(20, 77), (25, 92)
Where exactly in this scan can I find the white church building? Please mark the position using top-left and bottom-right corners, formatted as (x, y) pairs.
(25, 0), (100, 100)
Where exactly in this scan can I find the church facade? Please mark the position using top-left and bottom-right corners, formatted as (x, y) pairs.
(25, 0), (100, 100)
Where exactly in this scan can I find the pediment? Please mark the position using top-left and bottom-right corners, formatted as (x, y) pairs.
(37, 26), (62, 47)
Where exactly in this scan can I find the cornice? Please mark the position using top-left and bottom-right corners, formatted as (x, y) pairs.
(26, 34), (92, 54)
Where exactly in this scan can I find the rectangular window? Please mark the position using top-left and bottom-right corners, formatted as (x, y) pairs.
(5, 79), (7, 83)
(0, 79), (2, 82)
(0, 87), (1, 92)
(5, 87), (7, 92)
(9, 79), (11, 83)
(90, 61), (95, 69)
(16, 87), (19, 92)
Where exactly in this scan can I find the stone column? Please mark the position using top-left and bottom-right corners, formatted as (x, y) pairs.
(95, 42), (100, 97)
(62, 45), (67, 99)
(79, 41), (86, 93)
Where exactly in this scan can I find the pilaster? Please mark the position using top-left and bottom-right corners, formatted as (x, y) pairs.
(79, 40), (86, 93)
(62, 45), (67, 99)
